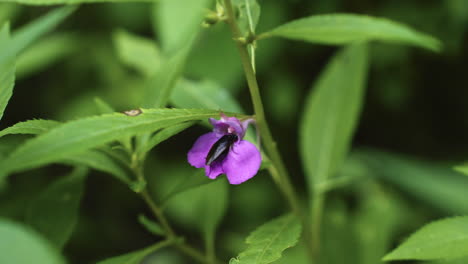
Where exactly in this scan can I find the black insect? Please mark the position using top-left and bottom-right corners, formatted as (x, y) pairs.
(205, 134), (238, 166)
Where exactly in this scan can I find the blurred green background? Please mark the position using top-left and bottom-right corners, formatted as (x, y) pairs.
(0, 0), (467, 263)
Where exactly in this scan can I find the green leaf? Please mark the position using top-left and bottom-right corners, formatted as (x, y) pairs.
(96, 240), (173, 264)
(16, 32), (78, 78)
(0, 0), (151, 5)
(0, 23), (15, 122)
(0, 119), (60, 138)
(0, 109), (243, 179)
(300, 44), (368, 194)
(26, 167), (88, 249)
(154, 0), (211, 53)
(231, 214), (302, 264)
(0, 218), (65, 264)
(262, 14), (441, 52)
(454, 164), (468, 176)
(0, 6), (76, 65)
(160, 170), (212, 205)
(233, 0), (261, 35)
(383, 217), (468, 261)
(138, 214), (165, 236)
(113, 29), (160, 77)
(139, 121), (195, 155)
(93, 97), (115, 115)
(171, 78), (243, 112)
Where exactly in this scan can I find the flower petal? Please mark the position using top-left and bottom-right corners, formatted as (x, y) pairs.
(209, 116), (244, 138)
(187, 132), (221, 168)
(222, 140), (261, 184)
(205, 161), (224, 179)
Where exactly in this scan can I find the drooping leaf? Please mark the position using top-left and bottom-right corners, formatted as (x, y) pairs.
(0, 23), (15, 122)
(300, 44), (368, 194)
(26, 167), (88, 249)
(262, 14), (441, 52)
(383, 217), (468, 261)
(16, 32), (78, 78)
(138, 214), (165, 236)
(139, 121), (195, 155)
(153, 0), (211, 53)
(0, 119), (60, 138)
(96, 240), (173, 264)
(231, 214), (302, 264)
(0, 109), (244, 179)
(0, 218), (65, 264)
(113, 29), (160, 77)
(160, 170), (212, 205)
(0, 6), (76, 65)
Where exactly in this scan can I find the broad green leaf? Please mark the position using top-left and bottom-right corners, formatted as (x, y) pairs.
(231, 214), (302, 264)
(354, 149), (468, 214)
(0, 0), (150, 5)
(138, 214), (165, 236)
(143, 45), (191, 108)
(16, 33), (78, 78)
(383, 217), (468, 261)
(113, 29), (160, 77)
(0, 218), (65, 264)
(26, 167), (88, 249)
(262, 14), (441, 52)
(171, 78), (243, 112)
(62, 150), (132, 184)
(96, 240), (173, 264)
(0, 109), (243, 179)
(0, 6), (76, 65)
(160, 170), (212, 205)
(0, 23), (15, 122)
(0, 119), (60, 138)
(300, 44), (368, 194)
(139, 121), (195, 155)
(154, 0), (211, 53)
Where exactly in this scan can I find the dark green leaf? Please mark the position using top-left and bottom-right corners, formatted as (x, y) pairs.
(26, 167), (88, 249)
(383, 217), (468, 261)
(139, 121), (195, 155)
(231, 214), (302, 264)
(0, 0), (151, 5)
(262, 14), (441, 51)
(96, 240), (173, 264)
(138, 214), (165, 236)
(0, 119), (60, 138)
(300, 44), (368, 194)
(0, 218), (65, 264)
(0, 23), (15, 122)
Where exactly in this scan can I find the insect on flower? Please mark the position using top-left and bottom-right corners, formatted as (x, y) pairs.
(187, 114), (261, 184)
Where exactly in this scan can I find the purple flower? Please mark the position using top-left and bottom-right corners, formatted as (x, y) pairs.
(187, 114), (261, 184)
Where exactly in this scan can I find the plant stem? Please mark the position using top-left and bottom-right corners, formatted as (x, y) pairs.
(310, 192), (324, 259)
(223, 0), (301, 218)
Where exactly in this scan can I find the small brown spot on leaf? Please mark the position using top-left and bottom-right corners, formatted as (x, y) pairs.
(123, 109), (142, 116)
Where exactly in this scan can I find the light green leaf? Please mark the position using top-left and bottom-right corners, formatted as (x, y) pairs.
(138, 214), (165, 236)
(26, 167), (88, 249)
(139, 121), (195, 155)
(454, 164), (468, 176)
(233, 0), (261, 35)
(93, 97), (115, 115)
(96, 240), (173, 264)
(383, 217), (468, 261)
(154, 0), (211, 53)
(0, 6), (76, 65)
(262, 14), (441, 51)
(0, 119), (60, 138)
(171, 78), (243, 112)
(0, 23), (15, 122)
(0, 109), (243, 179)
(0, 0), (150, 5)
(300, 44), (368, 194)
(113, 29), (160, 77)
(16, 33), (78, 78)
(0, 218), (65, 264)
(231, 214), (302, 264)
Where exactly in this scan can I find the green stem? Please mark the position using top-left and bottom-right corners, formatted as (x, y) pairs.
(310, 192), (324, 260)
(223, 0), (301, 218)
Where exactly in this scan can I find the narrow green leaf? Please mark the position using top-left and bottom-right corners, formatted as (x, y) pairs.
(300, 44), (368, 194)
(231, 214), (302, 264)
(113, 29), (160, 77)
(138, 214), (165, 236)
(160, 170), (213, 205)
(93, 97), (115, 115)
(0, 109), (244, 179)
(0, 218), (65, 264)
(0, 0), (150, 5)
(383, 217), (468, 261)
(0, 23), (15, 122)
(154, 0), (211, 53)
(16, 33), (78, 78)
(171, 78), (243, 112)
(26, 167), (88, 249)
(232, 0), (261, 35)
(0, 6), (76, 65)
(139, 121), (195, 155)
(262, 14), (441, 51)
(0, 119), (60, 138)
(96, 240), (173, 264)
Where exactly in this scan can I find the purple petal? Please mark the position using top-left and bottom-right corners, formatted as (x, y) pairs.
(209, 116), (244, 138)
(205, 161), (224, 179)
(187, 132), (222, 168)
(222, 140), (261, 184)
